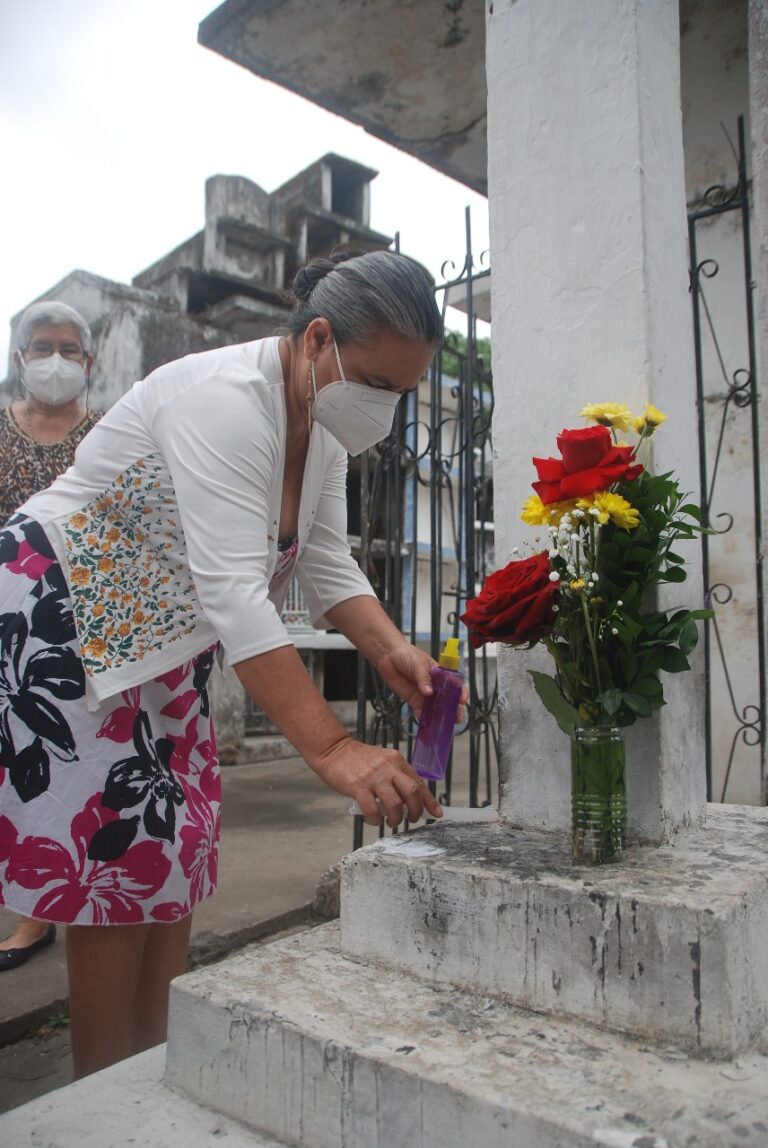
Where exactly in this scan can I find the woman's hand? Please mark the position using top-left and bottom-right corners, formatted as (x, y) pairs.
(313, 736), (443, 827)
(377, 643), (468, 721)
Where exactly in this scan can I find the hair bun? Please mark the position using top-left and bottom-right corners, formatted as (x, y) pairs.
(291, 258), (336, 303)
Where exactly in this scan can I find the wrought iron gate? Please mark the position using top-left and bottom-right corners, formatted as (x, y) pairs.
(352, 211), (498, 847)
(688, 116), (765, 803)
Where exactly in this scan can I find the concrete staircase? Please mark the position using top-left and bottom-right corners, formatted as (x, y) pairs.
(4, 810), (768, 1147)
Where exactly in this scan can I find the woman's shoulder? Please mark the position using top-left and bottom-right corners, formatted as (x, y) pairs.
(134, 337), (283, 410)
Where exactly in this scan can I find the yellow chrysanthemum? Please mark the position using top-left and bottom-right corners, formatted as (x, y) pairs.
(635, 403), (667, 434)
(580, 402), (635, 432)
(521, 495), (577, 527)
(569, 579), (586, 591)
(577, 492), (640, 531)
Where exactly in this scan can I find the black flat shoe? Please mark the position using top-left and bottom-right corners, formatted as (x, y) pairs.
(0, 924), (56, 972)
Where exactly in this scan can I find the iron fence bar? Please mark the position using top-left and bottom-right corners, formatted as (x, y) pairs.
(352, 443), (370, 851)
(689, 216), (713, 798)
(461, 207), (480, 808)
(351, 212), (498, 846)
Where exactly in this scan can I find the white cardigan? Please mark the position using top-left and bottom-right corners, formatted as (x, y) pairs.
(22, 337), (376, 708)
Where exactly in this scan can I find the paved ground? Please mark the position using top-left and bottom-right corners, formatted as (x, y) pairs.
(0, 737), (479, 1116)
(0, 750), (359, 1114)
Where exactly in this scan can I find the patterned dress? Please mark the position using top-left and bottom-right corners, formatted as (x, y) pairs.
(0, 406), (102, 524)
(0, 515), (220, 925)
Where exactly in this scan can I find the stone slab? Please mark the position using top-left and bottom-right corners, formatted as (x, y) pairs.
(165, 921), (768, 1148)
(0, 1045), (280, 1147)
(340, 806), (768, 1057)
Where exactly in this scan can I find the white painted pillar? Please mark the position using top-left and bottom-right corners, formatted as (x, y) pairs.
(748, 0), (768, 799)
(485, 0), (706, 841)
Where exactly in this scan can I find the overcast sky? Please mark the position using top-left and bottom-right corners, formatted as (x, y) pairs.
(0, 0), (489, 372)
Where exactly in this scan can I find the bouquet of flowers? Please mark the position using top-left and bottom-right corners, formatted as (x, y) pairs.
(461, 401), (709, 738)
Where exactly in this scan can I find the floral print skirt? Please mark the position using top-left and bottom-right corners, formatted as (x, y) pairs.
(0, 515), (221, 925)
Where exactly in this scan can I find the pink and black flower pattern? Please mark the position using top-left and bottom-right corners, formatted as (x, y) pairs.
(0, 516), (220, 924)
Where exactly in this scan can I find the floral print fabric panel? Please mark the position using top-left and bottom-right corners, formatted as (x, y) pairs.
(62, 456), (202, 679)
(0, 516), (220, 924)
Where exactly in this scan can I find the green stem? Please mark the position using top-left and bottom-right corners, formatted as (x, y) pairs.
(581, 595), (602, 697)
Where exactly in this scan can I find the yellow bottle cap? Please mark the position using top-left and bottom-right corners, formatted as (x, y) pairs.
(438, 637), (461, 671)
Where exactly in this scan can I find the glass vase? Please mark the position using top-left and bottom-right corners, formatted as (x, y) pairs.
(571, 726), (627, 863)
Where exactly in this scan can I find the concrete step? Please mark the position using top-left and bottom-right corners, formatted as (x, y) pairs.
(165, 921), (768, 1148)
(0, 1045), (281, 1148)
(340, 806), (768, 1057)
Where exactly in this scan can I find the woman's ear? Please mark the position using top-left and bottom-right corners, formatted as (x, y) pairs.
(302, 317), (334, 363)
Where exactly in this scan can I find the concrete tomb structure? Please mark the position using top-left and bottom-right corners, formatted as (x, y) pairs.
(3, 2), (768, 1145)
(2, 153), (390, 412)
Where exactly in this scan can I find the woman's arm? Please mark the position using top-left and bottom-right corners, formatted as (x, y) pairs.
(325, 596), (468, 723)
(324, 595), (438, 714)
(234, 643), (443, 827)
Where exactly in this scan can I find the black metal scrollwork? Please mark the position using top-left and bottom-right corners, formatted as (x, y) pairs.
(353, 210), (498, 845)
(689, 116), (765, 803)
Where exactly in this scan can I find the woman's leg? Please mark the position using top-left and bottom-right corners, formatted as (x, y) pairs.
(0, 916), (51, 950)
(131, 916), (193, 1055)
(66, 916), (193, 1079)
(66, 923), (151, 1079)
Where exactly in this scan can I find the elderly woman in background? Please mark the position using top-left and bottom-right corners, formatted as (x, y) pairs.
(0, 302), (102, 973)
(0, 251), (453, 1079)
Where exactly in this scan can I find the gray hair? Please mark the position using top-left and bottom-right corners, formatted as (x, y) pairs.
(286, 251), (444, 347)
(16, 301), (92, 354)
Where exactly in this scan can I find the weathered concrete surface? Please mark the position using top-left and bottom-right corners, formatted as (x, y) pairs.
(341, 807), (768, 1058)
(209, 660), (247, 765)
(0, 1045), (280, 1148)
(198, 0), (488, 195)
(165, 921), (768, 1148)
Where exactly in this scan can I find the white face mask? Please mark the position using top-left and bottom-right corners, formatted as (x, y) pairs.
(21, 353), (87, 406)
(311, 341), (402, 457)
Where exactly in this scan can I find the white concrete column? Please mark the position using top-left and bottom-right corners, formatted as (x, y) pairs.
(748, 0), (768, 799)
(485, 0), (706, 841)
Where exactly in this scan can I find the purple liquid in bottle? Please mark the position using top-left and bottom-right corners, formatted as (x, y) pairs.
(412, 639), (463, 782)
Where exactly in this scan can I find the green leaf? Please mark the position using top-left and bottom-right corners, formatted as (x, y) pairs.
(598, 687), (623, 716)
(631, 676), (663, 698)
(620, 582), (640, 606)
(680, 503), (702, 521)
(623, 690), (653, 717)
(689, 608), (714, 620)
(678, 618), (699, 655)
(661, 565), (687, 583)
(659, 647), (691, 673)
(529, 671), (579, 738)
(627, 546), (656, 563)
(666, 552), (685, 564)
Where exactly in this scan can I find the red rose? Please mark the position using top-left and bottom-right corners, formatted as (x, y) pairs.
(532, 426), (643, 504)
(460, 552), (559, 649)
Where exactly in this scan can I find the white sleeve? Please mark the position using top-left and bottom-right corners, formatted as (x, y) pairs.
(151, 375), (292, 665)
(296, 445), (378, 629)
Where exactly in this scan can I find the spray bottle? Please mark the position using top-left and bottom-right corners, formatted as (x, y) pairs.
(412, 637), (464, 782)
